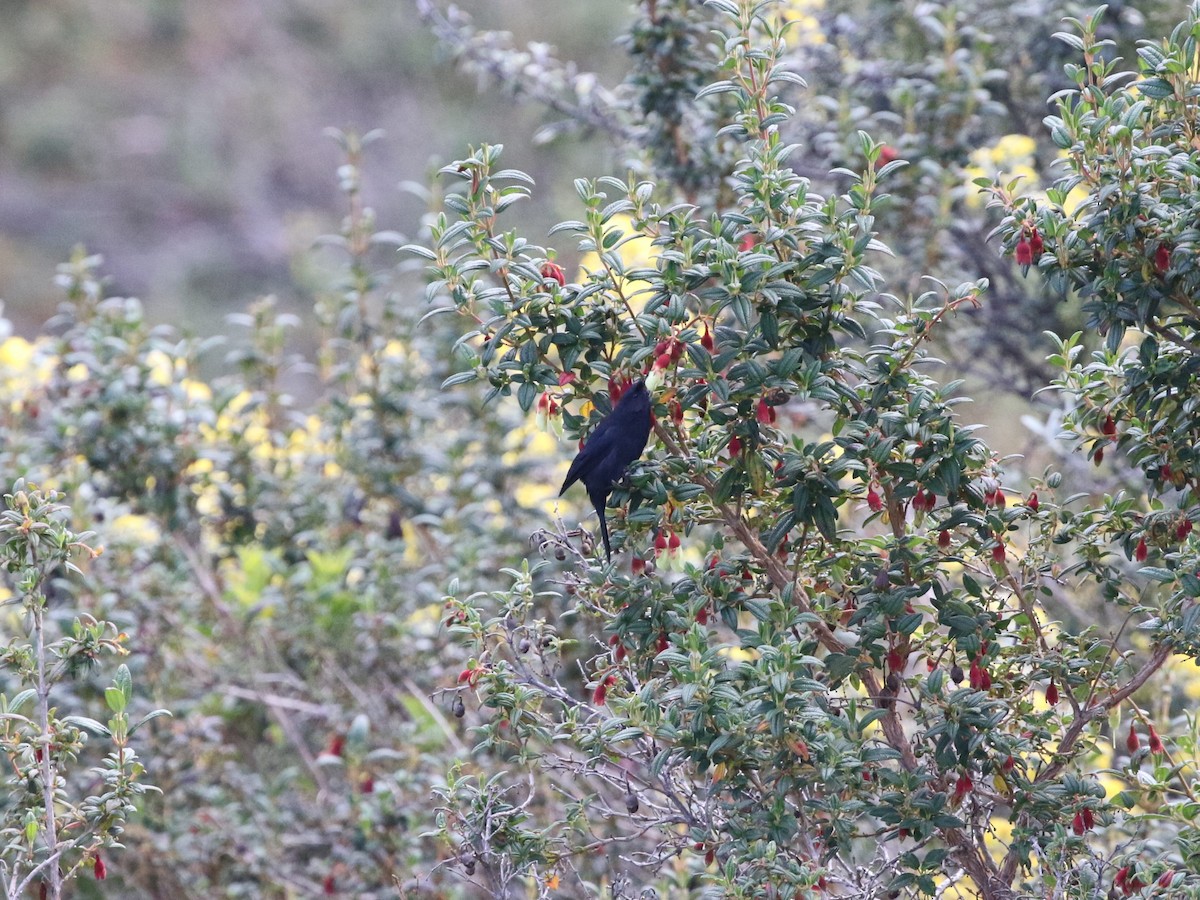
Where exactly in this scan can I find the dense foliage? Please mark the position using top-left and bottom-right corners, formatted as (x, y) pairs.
(0, 0), (1197, 898)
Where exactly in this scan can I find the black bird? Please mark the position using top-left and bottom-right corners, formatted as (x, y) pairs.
(559, 380), (653, 560)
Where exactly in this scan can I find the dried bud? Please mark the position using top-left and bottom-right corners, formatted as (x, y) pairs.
(1046, 681), (1059, 705)
(625, 791), (639, 814)
(886, 672), (901, 693)
(452, 696), (465, 718)
(1126, 722), (1140, 754)
(540, 261), (566, 287)
(949, 664), (964, 684)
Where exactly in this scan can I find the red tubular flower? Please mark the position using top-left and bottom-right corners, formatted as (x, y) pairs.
(1026, 492), (1039, 512)
(953, 773), (973, 801)
(756, 397), (775, 425)
(668, 531), (681, 552)
(632, 556), (646, 575)
(1148, 723), (1164, 755)
(1082, 807), (1094, 829)
(1014, 238), (1033, 266)
(701, 324), (715, 352)
(1135, 538), (1148, 563)
(1102, 415), (1117, 437)
(654, 530), (668, 555)
(1072, 811), (1085, 835)
(991, 542), (1006, 563)
(738, 234), (758, 252)
(1155, 244), (1172, 274)
(867, 486), (883, 512)
(324, 874), (336, 895)
(1177, 519), (1193, 541)
(655, 632), (669, 653)
(1002, 755), (1016, 774)
(728, 435), (742, 456)
(969, 662), (983, 690)
(887, 648), (905, 672)
(1046, 680), (1059, 705)
(938, 530), (951, 550)
(540, 261), (566, 287)
(93, 855), (106, 881)
(1158, 871), (1176, 889)
(1028, 228), (1044, 256)
(1115, 866), (1129, 891)
(1126, 722), (1140, 754)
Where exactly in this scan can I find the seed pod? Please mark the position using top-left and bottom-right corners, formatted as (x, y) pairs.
(452, 696), (465, 719)
(625, 791), (639, 814)
(949, 664), (964, 684)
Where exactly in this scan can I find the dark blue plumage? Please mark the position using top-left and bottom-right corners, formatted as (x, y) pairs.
(559, 380), (652, 559)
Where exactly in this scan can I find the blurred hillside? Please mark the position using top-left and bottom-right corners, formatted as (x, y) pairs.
(0, 0), (627, 333)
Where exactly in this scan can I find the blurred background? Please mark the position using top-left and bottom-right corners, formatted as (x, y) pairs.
(0, 0), (628, 334)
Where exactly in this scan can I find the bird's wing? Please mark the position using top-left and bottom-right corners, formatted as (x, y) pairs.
(559, 414), (618, 495)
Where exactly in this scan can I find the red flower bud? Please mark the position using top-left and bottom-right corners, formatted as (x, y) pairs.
(696, 606), (709, 626)
(592, 673), (617, 705)
(656, 632), (669, 653)
(913, 489), (926, 512)
(654, 530), (668, 554)
(1046, 680), (1059, 705)
(668, 531), (681, 552)
(969, 662), (983, 691)
(1115, 866), (1129, 890)
(1094, 446), (1104, 465)
(1082, 807), (1094, 829)
(540, 261), (566, 287)
(728, 435), (742, 456)
(701, 324), (715, 352)
(738, 234), (758, 252)
(1014, 238), (1033, 266)
(653, 352), (672, 371)
(1102, 415), (1117, 437)
(1135, 538), (1148, 562)
(705, 847), (715, 866)
(93, 855), (106, 881)
(991, 542), (1006, 563)
(1072, 811), (1085, 835)
(324, 874), (337, 895)
(457, 668), (472, 684)
(1126, 722), (1140, 754)
(1148, 723), (1164, 755)
(887, 649), (905, 672)
(867, 486), (883, 512)
(632, 556), (646, 575)
(1155, 244), (1172, 274)
(1028, 229), (1044, 256)
(953, 773), (973, 801)
(938, 530), (951, 550)
(1002, 755), (1016, 773)
(1026, 492), (1039, 512)
(1177, 519), (1193, 541)
(879, 144), (899, 165)
(1158, 871), (1176, 889)
(756, 397), (776, 425)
